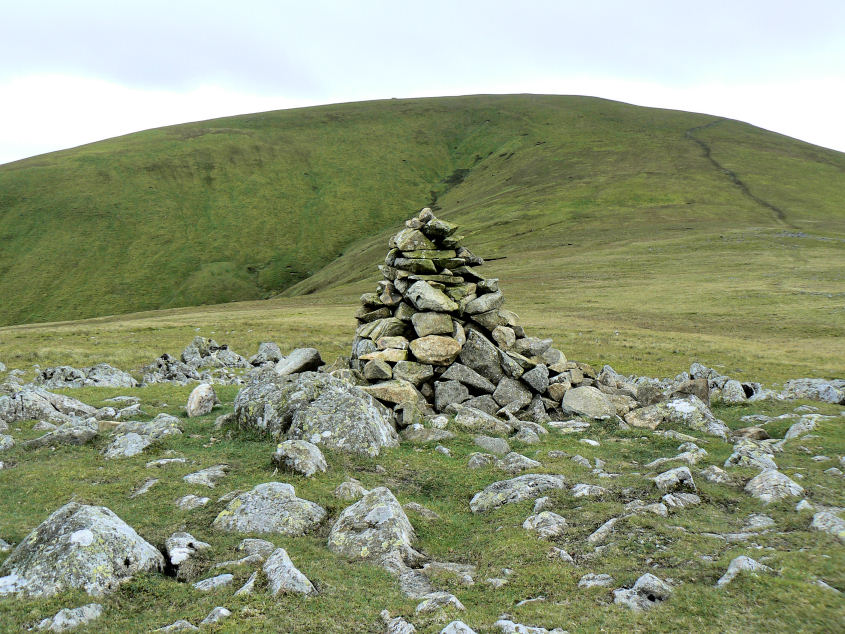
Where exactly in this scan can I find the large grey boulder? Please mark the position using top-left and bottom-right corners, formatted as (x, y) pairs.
(141, 354), (201, 385)
(212, 482), (326, 535)
(744, 469), (804, 503)
(653, 466), (697, 493)
(561, 386), (614, 419)
(0, 388), (97, 425)
(36, 364), (138, 389)
(613, 573), (672, 610)
(249, 342), (284, 366)
(0, 502), (164, 597)
(470, 474), (567, 513)
(327, 487), (422, 567)
(405, 281), (458, 312)
(263, 548), (316, 595)
(233, 371), (398, 457)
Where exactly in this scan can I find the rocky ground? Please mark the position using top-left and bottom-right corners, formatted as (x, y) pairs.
(0, 211), (842, 632)
(0, 348), (842, 632)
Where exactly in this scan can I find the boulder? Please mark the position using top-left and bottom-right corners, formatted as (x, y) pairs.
(271, 439), (327, 477)
(36, 603), (104, 631)
(470, 474), (567, 512)
(213, 482), (326, 535)
(435, 380), (470, 411)
(441, 363), (496, 393)
(141, 354), (201, 385)
(744, 470), (804, 503)
(720, 379), (747, 404)
(810, 511), (845, 541)
(24, 420), (99, 449)
(186, 383), (218, 417)
(327, 487), (422, 567)
(653, 466), (697, 493)
(233, 371), (398, 457)
(448, 404), (513, 436)
(249, 342), (284, 366)
(0, 502), (164, 597)
(263, 548), (316, 595)
(780, 378), (845, 404)
(0, 388), (97, 425)
(523, 511), (567, 539)
(716, 555), (772, 587)
(393, 361), (434, 386)
(275, 348), (323, 375)
(493, 377), (532, 412)
(626, 396), (730, 439)
(613, 573), (672, 610)
(496, 452), (542, 474)
(561, 386), (614, 419)
(411, 312), (453, 337)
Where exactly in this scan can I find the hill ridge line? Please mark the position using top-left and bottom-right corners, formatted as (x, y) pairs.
(684, 120), (797, 229)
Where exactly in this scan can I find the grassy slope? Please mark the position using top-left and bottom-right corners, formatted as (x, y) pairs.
(1, 95), (843, 335)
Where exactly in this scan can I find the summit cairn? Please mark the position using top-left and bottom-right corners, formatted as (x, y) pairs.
(351, 208), (599, 423)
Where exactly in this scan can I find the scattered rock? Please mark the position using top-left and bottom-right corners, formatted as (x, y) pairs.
(183, 464), (229, 488)
(175, 495), (210, 510)
(653, 466), (697, 493)
(264, 548), (316, 595)
(716, 556), (772, 587)
(810, 511), (845, 541)
(213, 482), (326, 535)
(35, 364), (138, 389)
(186, 383), (218, 417)
(744, 470), (804, 503)
(523, 512), (567, 539)
(561, 386), (615, 419)
(328, 487), (422, 567)
(192, 574), (233, 591)
(271, 439), (327, 477)
(200, 607), (231, 626)
(613, 573), (672, 610)
(578, 573), (614, 588)
(36, 603), (104, 632)
(470, 474), (567, 513)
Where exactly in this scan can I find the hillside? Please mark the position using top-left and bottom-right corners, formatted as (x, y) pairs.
(1, 94), (844, 330)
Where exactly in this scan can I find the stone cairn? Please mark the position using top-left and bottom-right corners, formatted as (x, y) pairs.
(351, 207), (602, 423)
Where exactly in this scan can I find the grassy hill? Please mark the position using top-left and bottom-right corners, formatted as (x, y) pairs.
(1, 94), (843, 330)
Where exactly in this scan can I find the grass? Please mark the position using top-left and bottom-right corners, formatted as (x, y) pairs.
(1, 95), (844, 333)
(0, 379), (842, 632)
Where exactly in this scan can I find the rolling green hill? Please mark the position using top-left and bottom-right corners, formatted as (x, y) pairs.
(1, 94), (844, 334)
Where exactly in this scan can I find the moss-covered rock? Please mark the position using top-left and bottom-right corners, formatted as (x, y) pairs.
(0, 502), (164, 597)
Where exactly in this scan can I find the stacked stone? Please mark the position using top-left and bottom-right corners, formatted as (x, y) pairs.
(351, 208), (599, 422)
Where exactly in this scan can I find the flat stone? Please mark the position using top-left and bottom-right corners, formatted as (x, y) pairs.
(435, 380), (470, 411)
(470, 474), (567, 513)
(578, 573), (614, 588)
(411, 312), (453, 337)
(474, 435), (510, 456)
(361, 379), (424, 405)
(36, 603), (104, 631)
(410, 336), (462, 366)
(561, 386), (615, 419)
(192, 574), (233, 592)
(496, 452), (542, 474)
(464, 291), (504, 314)
(441, 363), (496, 393)
(183, 464), (229, 488)
(393, 361), (434, 386)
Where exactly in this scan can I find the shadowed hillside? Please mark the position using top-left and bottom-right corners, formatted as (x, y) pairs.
(1, 94), (843, 329)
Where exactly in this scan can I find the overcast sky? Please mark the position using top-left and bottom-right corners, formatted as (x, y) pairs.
(1, 0), (844, 165)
